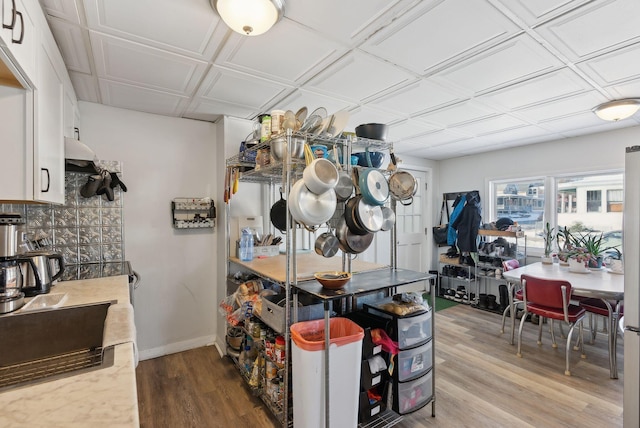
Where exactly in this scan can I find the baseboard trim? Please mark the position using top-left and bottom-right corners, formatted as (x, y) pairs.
(138, 335), (217, 361)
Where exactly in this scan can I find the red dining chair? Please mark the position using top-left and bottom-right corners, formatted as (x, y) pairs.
(575, 298), (623, 377)
(517, 274), (586, 376)
(500, 259), (521, 335)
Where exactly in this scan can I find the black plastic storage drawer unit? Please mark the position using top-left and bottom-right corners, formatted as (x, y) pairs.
(363, 298), (432, 350)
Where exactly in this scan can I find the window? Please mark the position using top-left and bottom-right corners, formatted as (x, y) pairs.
(586, 190), (602, 212)
(493, 180), (545, 251)
(607, 189), (623, 212)
(491, 172), (623, 255)
(557, 173), (622, 234)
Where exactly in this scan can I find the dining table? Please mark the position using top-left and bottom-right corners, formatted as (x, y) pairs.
(502, 261), (624, 379)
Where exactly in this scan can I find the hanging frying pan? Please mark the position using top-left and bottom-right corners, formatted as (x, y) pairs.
(358, 168), (389, 206)
(270, 189), (288, 232)
(345, 195), (383, 235)
(335, 217), (374, 254)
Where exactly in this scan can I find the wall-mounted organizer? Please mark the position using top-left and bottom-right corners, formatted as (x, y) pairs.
(171, 198), (215, 229)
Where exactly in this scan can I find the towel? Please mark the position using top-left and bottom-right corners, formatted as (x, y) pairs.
(103, 302), (138, 366)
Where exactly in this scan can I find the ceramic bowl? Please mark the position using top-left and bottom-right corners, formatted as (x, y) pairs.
(355, 123), (388, 141)
(354, 151), (385, 168)
(314, 271), (351, 290)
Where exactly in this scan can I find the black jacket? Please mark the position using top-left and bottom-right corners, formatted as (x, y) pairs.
(451, 191), (482, 252)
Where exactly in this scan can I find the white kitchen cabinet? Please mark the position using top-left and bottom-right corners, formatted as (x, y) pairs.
(63, 85), (78, 137)
(0, 83), (32, 202)
(0, 0), (66, 204)
(1, 0), (36, 83)
(34, 32), (64, 203)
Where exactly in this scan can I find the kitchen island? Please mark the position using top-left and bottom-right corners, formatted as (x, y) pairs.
(0, 276), (138, 427)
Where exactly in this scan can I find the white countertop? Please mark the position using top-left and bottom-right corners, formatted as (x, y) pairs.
(0, 276), (139, 427)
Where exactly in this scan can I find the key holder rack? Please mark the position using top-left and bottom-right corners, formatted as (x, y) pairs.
(171, 198), (216, 229)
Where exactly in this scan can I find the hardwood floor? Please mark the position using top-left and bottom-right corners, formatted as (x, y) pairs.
(136, 304), (623, 427)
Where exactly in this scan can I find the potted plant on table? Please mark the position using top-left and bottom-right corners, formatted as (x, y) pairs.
(542, 222), (556, 264)
(556, 226), (573, 265)
(572, 232), (612, 268)
(565, 245), (593, 272)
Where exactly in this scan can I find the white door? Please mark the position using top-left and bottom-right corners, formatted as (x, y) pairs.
(362, 168), (431, 273)
(395, 169), (428, 272)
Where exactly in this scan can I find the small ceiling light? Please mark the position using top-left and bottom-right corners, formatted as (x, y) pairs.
(593, 99), (640, 121)
(211, 0), (285, 36)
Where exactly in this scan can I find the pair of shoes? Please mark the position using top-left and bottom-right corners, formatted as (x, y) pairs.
(461, 255), (475, 266)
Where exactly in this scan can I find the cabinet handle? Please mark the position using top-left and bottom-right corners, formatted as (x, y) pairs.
(11, 9), (23, 44)
(41, 168), (50, 192)
(2, 0), (16, 29)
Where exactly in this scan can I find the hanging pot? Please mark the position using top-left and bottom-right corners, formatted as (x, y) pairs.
(270, 189), (288, 232)
(358, 168), (389, 206)
(302, 158), (338, 195)
(332, 147), (353, 201)
(288, 180), (336, 228)
(387, 152), (417, 205)
(380, 206), (396, 231)
(314, 228), (340, 258)
(335, 217), (374, 254)
(388, 170), (417, 205)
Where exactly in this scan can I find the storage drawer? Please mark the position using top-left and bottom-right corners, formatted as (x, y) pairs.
(396, 340), (432, 382)
(260, 294), (324, 334)
(364, 300), (432, 350)
(359, 390), (385, 423)
(343, 311), (390, 358)
(393, 370), (433, 415)
(361, 354), (387, 390)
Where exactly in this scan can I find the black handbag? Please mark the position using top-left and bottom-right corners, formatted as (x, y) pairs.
(432, 198), (450, 246)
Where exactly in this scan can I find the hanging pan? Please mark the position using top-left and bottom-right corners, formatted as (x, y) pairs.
(270, 189), (288, 232)
(288, 179), (336, 229)
(358, 168), (389, 206)
(387, 150), (417, 206)
(335, 217), (373, 254)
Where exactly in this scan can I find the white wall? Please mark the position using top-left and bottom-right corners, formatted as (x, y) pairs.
(434, 125), (640, 269)
(79, 102), (218, 360)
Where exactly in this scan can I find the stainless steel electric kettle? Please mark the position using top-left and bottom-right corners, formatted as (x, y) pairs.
(20, 251), (65, 296)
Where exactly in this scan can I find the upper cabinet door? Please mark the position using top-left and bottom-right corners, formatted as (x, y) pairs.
(34, 37), (64, 204)
(1, 0), (36, 83)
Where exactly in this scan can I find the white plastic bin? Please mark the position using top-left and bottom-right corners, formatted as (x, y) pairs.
(290, 318), (364, 428)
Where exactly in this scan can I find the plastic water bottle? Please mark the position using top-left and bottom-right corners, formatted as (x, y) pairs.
(240, 228), (254, 261)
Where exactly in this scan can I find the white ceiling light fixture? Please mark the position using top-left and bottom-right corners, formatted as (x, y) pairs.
(211, 0), (285, 36)
(593, 99), (640, 121)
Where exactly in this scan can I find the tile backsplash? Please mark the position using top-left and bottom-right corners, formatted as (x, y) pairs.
(0, 162), (125, 266)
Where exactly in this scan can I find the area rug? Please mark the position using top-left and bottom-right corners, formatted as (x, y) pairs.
(423, 293), (459, 312)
